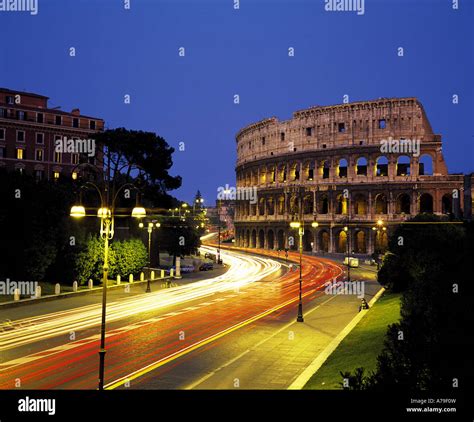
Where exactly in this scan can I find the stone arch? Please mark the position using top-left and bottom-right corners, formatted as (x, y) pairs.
(375, 156), (388, 177)
(338, 158), (348, 178)
(251, 229), (257, 248)
(289, 195), (299, 216)
(277, 229), (285, 250)
(420, 193), (433, 213)
(317, 193), (329, 214)
(307, 161), (315, 180)
(442, 193), (452, 214)
(397, 155), (411, 176)
(303, 229), (313, 252)
(258, 197), (265, 216)
(336, 230), (347, 253)
(259, 167), (267, 184)
(278, 165), (287, 183)
(258, 229), (265, 248)
(396, 193), (411, 214)
(269, 165), (276, 183)
(267, 229), (275, 249)
(375, 230), (388, 252)
(418, 154), (433, 176)
(335, 193), (348, 215)
(303, 194), (313, 214)
(354, 230), (366, 253)
(374, 193), (388, 214)
(353, 194), (367, 215)
(356, 157), (368, 176)
(319, 230), (330, 252)
(290, 162), (300, 181)
(266, 196), (274, 215)
(319, 160), (330, 179)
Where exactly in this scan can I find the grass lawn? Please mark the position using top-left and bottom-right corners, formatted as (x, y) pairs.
(304, 291), (402, 390)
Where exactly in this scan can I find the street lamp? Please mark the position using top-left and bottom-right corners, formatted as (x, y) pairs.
(70, 181), (145, 390)
(344, 225), (351, 283)
(139, 221), (161, 293)
(290, 221), (304, 323)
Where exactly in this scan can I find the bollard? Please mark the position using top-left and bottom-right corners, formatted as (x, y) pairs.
(55, 283), (61, 295)
(161, 269), (165, 278)
(88, 279), (93, 289)
(116, 275), (121, 285)
(72, 281), (78, 292)
(170, 268), (174, 278)
(35, 285), (41, 298)
(151, 271), (155, 280)
(140, 272), (145, 282)
(14, 288), (20, 301)
(175, 257), (181, 279)
(129, 274), (134, 283)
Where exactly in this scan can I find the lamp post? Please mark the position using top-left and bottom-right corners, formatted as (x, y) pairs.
(344, 225), (351, 283)
(139, 221), (161, 292)
(71, 181), (145, 390)
(290, 221), (304, 322)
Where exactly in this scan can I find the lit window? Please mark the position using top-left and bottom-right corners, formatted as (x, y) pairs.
(71, 153), (79, 164)
(54, 151), (61, 163)
(16, 148), (24, 159)
(35, 149), (43, 161)
(72, 172), (78, 180)
(53, 171), (60, 179)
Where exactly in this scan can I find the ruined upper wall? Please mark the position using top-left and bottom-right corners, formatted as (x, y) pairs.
(236, 97), (438, 166)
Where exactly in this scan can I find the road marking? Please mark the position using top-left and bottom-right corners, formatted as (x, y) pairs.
(184, 293), (340, 390)
(287, 287), (385, 390)
(104, 284), (331, 390)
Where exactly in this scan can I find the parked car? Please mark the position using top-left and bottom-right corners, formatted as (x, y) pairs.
(199, 262), (214, 271)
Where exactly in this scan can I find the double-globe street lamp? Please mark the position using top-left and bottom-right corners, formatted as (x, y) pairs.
(289, 220), (319, 323)
(138, 221), (161, 292)
(70, 181), (146, 390)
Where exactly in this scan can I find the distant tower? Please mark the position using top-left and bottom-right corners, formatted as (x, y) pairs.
(193, 190), (204, 212)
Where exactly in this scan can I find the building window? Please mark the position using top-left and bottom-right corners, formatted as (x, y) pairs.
(72, 172), (78, 180)
(71, 153), (79, 164)
(0, 128), (5, 140)
(262, 137), (265, 146)
(89, 120), (96, 130)
(6, 95), (14, 105)
(306, 127), (312, 136)
(36, 112), (44, 123)
(16, 110), (26, 120)
(17, 131), (25, 142)
(55, 115), (62, 125)
(378, 119), (386, 129)
(35, 170), (44, 181)
(35, 149), (44, 161)
(0, 147), (5, 158)
(280, 132), (285, 141)
(54, 151), (62, 163)
(0, 108), (5, 118)
(73, 117), (79, 128)
(16, 148), (24, 160)
(338, 123), (345, 133)
(53, 171), (60, 179)
(36, 133), (44, 144)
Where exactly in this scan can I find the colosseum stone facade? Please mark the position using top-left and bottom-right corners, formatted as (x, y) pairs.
(234, 97), (467, 255)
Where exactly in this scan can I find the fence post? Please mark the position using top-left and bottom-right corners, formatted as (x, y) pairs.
(14, 288), (20, 301)
(170, 268), (174, 278)
(88, 279), (93, 289)
(73, 281), (78, 292)
(151, 271), (155, 280)
(116, 275), (121, 285)
(160, 269), (165, 278)
(55, 283), (60, 295)
(35, 285), (41, 298)
(140, 272), (145, 282)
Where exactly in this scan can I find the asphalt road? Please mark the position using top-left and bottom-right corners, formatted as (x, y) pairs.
(0, 246), (379, 390)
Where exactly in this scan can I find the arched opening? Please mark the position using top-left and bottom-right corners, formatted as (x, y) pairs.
(353, 194), (367, 215)
(354, 230), (366, 253)
(376, 156), (388, 177)
(258, 229), (265, 248)
(303, 229), (313, 252)
(375, 230), (388, 252)
(418, 154), (433, 176)
(278, 165), (287, 183)
(290, 163), (300, 181)
(356, 157), (368, 176)
(277, 195), (285, 214)
(307, 162), (315, 181)
(420, 193), (433, 213)
(317, 194), (329, 214)
(258, 198), (265, 216)
(251, 229), (257, 248)
(338, 158), (348, 178)
(245, 230), (250, 247)
(374, 193), (388, 214)
(319, 230), (329, 252)
(442, 193), (452, 215)
(335, 194), (348, 215)
(397, 156), (411, 176)
(269, 166), (276, 183)
(396, 193), (411, 214)
(259, 167), (266, 184)
(277, 229), (285, 250)
(336, 230), (347, 253)
(320, 160), (330, 179)
(303, 194), (313, 214)
(290, 195), (299, 216)
(267, 230), (275, 250)
(266, 197), (274, 215)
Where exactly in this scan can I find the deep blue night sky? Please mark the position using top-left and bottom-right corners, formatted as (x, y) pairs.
(1, 0), (473, 204)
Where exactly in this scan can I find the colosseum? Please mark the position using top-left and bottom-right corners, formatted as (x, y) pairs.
(234, 97), (470, 255)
